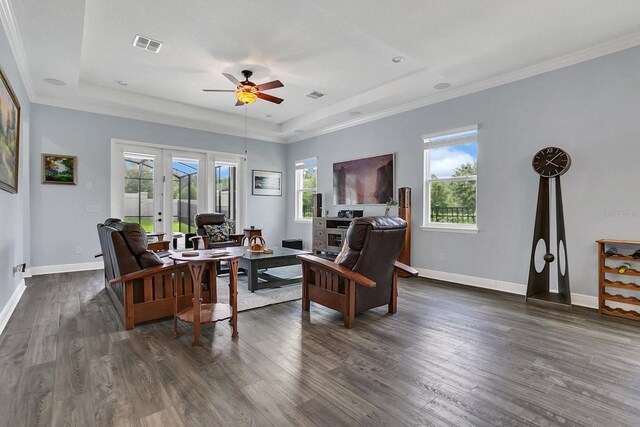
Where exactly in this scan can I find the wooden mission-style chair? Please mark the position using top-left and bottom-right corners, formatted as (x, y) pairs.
(190, 213), (242, 249)
(298, 216), (417, 328)
(97, 219), (213, 329)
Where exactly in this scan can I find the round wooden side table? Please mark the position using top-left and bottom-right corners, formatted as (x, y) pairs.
(168, 250), (240, 346)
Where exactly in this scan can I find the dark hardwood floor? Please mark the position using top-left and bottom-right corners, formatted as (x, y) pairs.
(2, 270), (640, 426)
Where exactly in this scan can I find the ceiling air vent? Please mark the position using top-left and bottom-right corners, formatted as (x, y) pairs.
(306, 91), (325, 99)
(133, 35), (163, 53)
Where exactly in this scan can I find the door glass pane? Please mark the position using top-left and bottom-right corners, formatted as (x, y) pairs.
(124, 155), (155, 231)
(215, 164), (236, 225)
(172, 159), (199, 233)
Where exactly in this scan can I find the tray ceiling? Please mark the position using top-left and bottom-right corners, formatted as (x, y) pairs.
(7, 0), (640, 142)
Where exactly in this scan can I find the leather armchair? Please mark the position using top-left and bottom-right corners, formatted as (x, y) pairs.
(97, 219), (213, 329)
(298, 216), (417, 328)
(191, 213), (241, 250)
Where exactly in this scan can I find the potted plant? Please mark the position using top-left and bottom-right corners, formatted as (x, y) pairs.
(385, 197), (398, 216)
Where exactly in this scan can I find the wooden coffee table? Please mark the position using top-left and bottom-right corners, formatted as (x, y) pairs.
(226, 246), (309, 292)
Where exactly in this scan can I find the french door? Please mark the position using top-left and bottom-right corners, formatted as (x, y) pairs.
(111, 140), (245, 242)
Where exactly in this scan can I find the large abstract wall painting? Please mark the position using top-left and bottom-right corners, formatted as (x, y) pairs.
(333, 153), (394, 205)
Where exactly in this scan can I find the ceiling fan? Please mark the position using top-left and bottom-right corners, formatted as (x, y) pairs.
(203, 70), (284, 106)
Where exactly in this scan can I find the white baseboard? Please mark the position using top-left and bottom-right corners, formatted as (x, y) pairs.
(0, 279), (26, 335)
(29, 261), (103, 276)
(416, 268), (598, 309)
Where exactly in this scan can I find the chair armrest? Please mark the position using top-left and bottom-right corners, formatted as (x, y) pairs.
(190, 235), (208, 250)
(109, 263), (175, 285)
(394, 261), (418, 276)
(297, 254), (376, 287)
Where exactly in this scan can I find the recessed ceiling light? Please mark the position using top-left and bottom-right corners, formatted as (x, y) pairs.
(392, 56), (404, 63)
(265, 114), (272, 118)
(116, 80), (128, 86)
(44, 78), (66, 86)
(434, 83), (451, 90)
(294, 130), (304, 134)
(349, 111), (362, 117)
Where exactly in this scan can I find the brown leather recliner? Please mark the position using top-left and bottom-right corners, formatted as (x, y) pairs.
(191, 213), (240, 249)
(298, 216), (417, 328)
(97, 219), (213, 329)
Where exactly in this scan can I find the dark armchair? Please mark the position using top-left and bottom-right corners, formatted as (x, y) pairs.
(298, 216), (417, 328)
(97, 219), (213, 329)
(191, 213), (242, 250)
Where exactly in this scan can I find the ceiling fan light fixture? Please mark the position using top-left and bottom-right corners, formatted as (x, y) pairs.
(236, 91), (257, 104)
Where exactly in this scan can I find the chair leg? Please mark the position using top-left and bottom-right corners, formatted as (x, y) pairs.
(125, 281), (135, 330)
(302, 264), (310, 311)
(344, 280), (355, 328)
(389, 271), (398, 314)
(302, 281), (310, 311)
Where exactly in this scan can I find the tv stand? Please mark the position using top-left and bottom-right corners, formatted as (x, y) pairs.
(312, 217), (354, 258)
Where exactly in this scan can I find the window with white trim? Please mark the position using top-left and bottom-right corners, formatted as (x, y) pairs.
(295, 158), (317, 221)
(423, 126), (478, 231)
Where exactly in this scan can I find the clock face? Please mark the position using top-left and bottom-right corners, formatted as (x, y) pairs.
(532, 147), (571, 177)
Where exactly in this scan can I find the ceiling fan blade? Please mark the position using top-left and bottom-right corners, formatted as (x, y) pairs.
(256, 80), (284, 91)
(257, 92), (284, 104)
(235, 100), (245, 106)
(222, 73), (240, 86)
(202, 89), (235, 92)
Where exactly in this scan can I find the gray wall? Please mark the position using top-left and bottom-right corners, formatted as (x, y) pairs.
(0, 24), (30, 313)
(29, 104), (287, 267)
(287, 46), (640, 297)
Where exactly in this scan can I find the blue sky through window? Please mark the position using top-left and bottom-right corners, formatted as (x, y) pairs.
(429, 142), (477, 178)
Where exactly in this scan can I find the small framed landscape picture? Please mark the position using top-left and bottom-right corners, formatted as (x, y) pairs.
(252, 169), (282, 196)
(42, 154), (77, 185)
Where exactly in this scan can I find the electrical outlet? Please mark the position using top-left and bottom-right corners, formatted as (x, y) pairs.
(12, 264), (25, 276)
(75, 246), (82, 254)
(440, 252), (446, 262)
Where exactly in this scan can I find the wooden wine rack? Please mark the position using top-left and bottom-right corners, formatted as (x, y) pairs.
(597, 239), (640, 321)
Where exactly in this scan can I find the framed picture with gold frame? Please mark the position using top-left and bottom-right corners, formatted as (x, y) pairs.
(0, 67), (21, 194)
(42, 154), (77, 185)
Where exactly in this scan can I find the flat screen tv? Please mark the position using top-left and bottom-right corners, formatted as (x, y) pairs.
(333, 153), (394, 205)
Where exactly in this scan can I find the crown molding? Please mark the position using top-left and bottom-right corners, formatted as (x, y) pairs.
(0, 0), (34, 100)
(285, 32), (640, 143)
(31, 94), (287, 144)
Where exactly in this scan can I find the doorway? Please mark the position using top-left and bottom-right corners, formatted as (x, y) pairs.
(111, 140), (245, 247)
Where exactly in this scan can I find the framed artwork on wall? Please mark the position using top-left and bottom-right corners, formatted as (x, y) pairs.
(0, 67), (21, 194)
(42, 154), (77, 185)
(252, 169), (282, 196)
(333, 153), (394, 205)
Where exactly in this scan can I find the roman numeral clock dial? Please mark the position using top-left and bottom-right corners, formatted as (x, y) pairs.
(532, 147), (571, 177)
(527, 146), (572, 307)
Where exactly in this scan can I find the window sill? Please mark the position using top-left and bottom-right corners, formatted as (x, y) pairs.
(294, 219), (312, 224)
(421, 224), (478, 234)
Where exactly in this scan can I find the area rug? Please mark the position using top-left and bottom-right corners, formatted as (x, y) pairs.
(215, 265), (302, 312)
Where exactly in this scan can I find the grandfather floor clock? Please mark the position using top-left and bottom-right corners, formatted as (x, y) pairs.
(526, 147), (572, 307)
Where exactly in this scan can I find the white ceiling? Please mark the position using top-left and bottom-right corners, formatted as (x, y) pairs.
(6, 0), (640, 143)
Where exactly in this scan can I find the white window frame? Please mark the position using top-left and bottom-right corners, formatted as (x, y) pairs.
(294, 157), (317, 222)
(422, 125), (478, 233)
